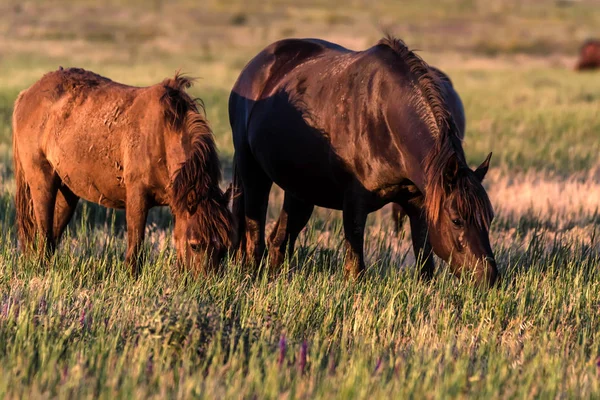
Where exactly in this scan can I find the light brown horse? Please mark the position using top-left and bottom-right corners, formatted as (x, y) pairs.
(12, 68), (232, 274)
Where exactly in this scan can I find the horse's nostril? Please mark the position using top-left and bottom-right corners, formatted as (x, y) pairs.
(189, 242), (202, 253)
(484, 256), (496, 267)
(484, 256), (499, 286)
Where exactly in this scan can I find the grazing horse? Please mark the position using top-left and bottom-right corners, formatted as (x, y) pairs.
(392, 66), (465, 232)
(229, 36), (498, 286)
(13, 68), (232, 274)
(575, 39), (600, 71)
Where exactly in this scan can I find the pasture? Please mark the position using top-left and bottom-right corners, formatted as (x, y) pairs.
(1, 0), (600, 398)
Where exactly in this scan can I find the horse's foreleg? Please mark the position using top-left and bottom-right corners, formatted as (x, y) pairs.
(392, 203), (407, 234)
(237, 151), (272, 270)
(407, 211), (435, 280)
(53, 185), (79, 244)
(268, 193), (314, 272)
(342, 194), (368, 279)
(125, 191), (149, 277)
(244, 182), (271, 269)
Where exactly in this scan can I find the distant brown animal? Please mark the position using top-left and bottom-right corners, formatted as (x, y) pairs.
(392, 66), (466, 232)
(575, 39), (600, 71)
(230, 37), (497, 286)
(12, 68), (233, 274)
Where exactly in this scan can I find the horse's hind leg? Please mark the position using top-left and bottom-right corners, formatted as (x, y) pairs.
(268, 192), (314, 271)
(392, 203), (407, 233)
(53, 186), (79, 244)
(27, 163), (60, 259)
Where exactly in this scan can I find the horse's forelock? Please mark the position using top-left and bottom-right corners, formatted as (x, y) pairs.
(192, 196), (234, 248)
(454, 173), (494, 230)
(424, 152), (493, 230)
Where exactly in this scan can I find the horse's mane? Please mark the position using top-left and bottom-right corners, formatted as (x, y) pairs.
(377, 36), (493, 228)
(161, 73), (223, 213)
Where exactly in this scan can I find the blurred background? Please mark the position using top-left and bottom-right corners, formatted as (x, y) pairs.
(1, 0), (600, 228)
(1, 0), (599, 169)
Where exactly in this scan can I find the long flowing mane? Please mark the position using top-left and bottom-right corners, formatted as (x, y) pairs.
(377, 36), (493, 228)
(161, 73), (223, 211)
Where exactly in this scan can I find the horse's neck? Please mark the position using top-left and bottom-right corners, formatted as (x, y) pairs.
(394, 128), (435, 195)
(165, 137), (189, 186)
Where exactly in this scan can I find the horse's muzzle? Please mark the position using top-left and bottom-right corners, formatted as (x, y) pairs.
(483, 256), (499, 287)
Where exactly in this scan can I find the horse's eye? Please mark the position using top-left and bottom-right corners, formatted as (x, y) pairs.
(451, 218), (463, 227)
(190, 242), (202, 253)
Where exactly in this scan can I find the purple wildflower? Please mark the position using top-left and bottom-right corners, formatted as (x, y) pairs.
(80, 302), (92, 331)
(79, 308), (86, 329)
(146, 354), (154, 376)
(61, 365), (69, 384)
(1, 301), (8, 319)
(278, 334), (287, 367)
(328, 352), (336, 376)
(299, 341), (308, 374)
(373, 357), (382, 375)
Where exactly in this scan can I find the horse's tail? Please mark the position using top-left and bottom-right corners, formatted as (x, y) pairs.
(231, 158), (246, 256)
(12, 96), (36, 251)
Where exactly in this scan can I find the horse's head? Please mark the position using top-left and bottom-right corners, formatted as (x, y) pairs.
(426, 152), (498, 286)
(160, 79), (235, 274)
(173, 185), (234, 274)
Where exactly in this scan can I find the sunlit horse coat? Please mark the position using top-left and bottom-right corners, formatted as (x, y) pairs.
(229, 37), (497, 285)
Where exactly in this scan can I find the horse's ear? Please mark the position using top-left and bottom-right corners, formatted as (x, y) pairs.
(444, 154), (460, 188)
(186, 190), (198, 214)
(224, 183), (233, 200)
(223, 183), (234, 207)
(474, 152), (492, 182)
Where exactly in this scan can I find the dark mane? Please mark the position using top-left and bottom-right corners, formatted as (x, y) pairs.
(377, 35), (492, 226)
(162, 73), (223, 213)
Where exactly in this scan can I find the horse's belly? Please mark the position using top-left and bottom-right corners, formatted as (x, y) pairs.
(269, 164), (345, 210)
(249, 127), (347, 210)
(46, 137), (127, 209)
(55, 164), (126, 208)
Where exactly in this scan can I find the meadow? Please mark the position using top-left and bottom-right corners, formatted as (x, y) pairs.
(1, 0), (600, 398)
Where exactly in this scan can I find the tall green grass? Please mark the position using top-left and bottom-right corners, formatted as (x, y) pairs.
(0, 197), (599, 398)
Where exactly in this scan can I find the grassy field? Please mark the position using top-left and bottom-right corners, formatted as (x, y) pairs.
(1, 0), (600, 398)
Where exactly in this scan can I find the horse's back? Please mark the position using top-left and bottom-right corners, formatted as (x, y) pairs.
(229, 39), (345, 155)
(231, 38), (350, 103)
(16, 68), (112, 107)
(13, 68), (132, 136)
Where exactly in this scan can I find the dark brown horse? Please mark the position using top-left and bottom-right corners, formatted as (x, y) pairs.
(13, 68), (232, 274)
(229, 37), (497, 286)
(392, 66), (465, 232)
(575, 39), (600, 71)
